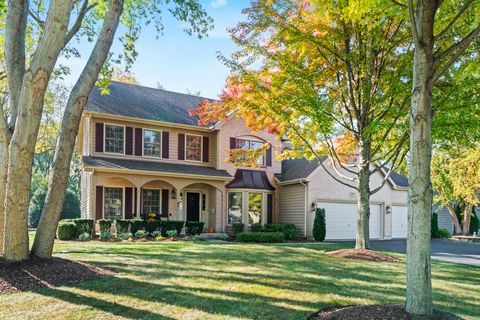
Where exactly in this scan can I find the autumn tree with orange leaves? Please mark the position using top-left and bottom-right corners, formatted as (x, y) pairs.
(192, 0), (412, 249)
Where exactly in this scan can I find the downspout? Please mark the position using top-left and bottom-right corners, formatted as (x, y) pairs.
(300, 180), (308, 238)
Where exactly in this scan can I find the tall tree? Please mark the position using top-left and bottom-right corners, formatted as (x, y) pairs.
(192, 0), (411, 249)
(2, 0), (213, 261)
(404, 0), (480, 314)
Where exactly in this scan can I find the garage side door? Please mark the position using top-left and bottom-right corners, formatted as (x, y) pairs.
(316, 202), (382, 240)
(279, 183), (306, 237)
(392, 206), (408, 238)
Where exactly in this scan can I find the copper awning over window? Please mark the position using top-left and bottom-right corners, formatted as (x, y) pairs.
(226, 169), (275, 191)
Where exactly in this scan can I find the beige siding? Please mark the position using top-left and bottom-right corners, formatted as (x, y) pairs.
(279, 183), (307, 237)
(80, 171), (92, 218)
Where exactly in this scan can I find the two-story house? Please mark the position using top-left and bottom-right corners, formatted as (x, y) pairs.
(78, 81), (281, 233)
(79, 81), (411, 239)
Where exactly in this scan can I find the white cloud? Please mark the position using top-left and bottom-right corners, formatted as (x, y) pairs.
(211, 0), (227, 8)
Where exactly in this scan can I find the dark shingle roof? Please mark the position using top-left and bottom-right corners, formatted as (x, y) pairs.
(388, 170), (409, 188)
(226, 169), (275, 191)
(275, 157), (325, 182)
(85, 82), (213, 127)
(83, 156), (232, 178)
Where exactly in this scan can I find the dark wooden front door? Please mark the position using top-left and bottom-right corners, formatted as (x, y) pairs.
(186, 192), (200, 221)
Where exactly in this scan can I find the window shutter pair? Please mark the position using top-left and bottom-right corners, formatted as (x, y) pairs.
(230, 137), (272, 167)
(134, 128), (171, 158)
(178, 134), (209, 162)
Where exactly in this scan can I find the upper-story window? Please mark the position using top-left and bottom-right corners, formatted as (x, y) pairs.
(105, 124), (124, 154)
(143, 129), (162, 157)
(236, 138), (265, 166)
(185, 134), (202, 161)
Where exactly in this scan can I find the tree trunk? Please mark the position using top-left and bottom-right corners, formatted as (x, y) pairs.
(406, 3), (435, 311)
(2, 0), (73, 262)
(356, 140), (371, 249)
(0, 136), (9, 256)
(446, 203), (463, 235)
(31, 0), (124, 258)
(462, 205), (472, 235)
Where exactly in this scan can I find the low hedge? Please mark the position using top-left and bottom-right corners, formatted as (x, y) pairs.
(98, 219), (112, 233)
(115, 219), (131, 234)
(57, 222), (77, 240)
(232, 222), (244, 234)
(73, 219), (94, 236)
(263, 224), (285, 233)
(250, 223), (263, 232)
(185, 221), (204, 236)
(283, 224), (298, 240)
(130, 219), (145, 234)
(162, 220), (184, 236)
(145, 220), (161, 233)
(237, 232), (284, 243)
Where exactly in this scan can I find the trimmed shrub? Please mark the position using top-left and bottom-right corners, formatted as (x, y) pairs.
(232, 222), (244, 234)
(283, 224), (298, 240)
(185, 221), (204, 236)
(313, 208), (326, 241)
(470, 210), (479, 234)
(237, 232), (284, 243)
(250, 223), (263, 232)
(162, 220), (184, 236)
(130, 219), (145, 234)
(438, 228), (452, 239)
(134, 230), (149, 238)
(263, 224), (285, 233)
(166, 229), (178, 238)
(151, 231), (162, 238)
(145, 220), (161, 234)
(115, 219), (131, 234)
(99, 231), (112, 240)
(78, 232), (92, 241)
(117, 232), (133, 240)
(431, 212), (440, 238)
(74, 219), (94, 236)
(98, 219), (112, 233)
(57, 222), (77, 240)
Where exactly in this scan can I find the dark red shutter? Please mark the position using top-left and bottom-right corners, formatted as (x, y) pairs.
(202, 136), (209, 162)
(135, 128), (142, 156)
(125, 127), (133, 155)
(178, 133), (185, 160)
(266, 145), (272, 167)
(230, 137), (237, 149)
(161, 189), (169, 217)
(125, 187), (133, 219)
(95, 123), (104, 152)
(267, 194), (273, 224)
(162, 131), (169, 158)
(95, 186), (103, 220)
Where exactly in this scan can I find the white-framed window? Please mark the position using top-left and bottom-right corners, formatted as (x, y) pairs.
(248, 192), (263, 224)
(236, 138), (265, 166)
(104, 187), (124, 220)
(142, 189), (161, 215)
(104, 124), (125, 154)
(143, 129), (162, 158)
(185, 134), (202, 161)
(227, 192), (243, 225)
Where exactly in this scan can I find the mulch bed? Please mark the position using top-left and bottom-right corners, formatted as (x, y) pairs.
(308, 305), (463, 320)
(326, 248), (399, 262)
(0, 256), (115, 295)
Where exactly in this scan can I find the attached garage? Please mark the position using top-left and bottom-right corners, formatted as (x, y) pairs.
(316, 201), (382, 240)
(392, 206), (408, 238)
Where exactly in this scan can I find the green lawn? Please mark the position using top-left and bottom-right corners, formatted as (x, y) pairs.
(0, 240), (478, 320)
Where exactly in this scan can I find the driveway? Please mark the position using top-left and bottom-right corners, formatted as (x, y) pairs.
(366, 239), (480, 267)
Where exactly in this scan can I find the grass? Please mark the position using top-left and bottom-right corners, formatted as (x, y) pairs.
(0, 240), (479, 320)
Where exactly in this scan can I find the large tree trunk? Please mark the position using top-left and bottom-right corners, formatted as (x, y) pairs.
(2, 0), (73, 262)
(31, 0), (125, 258)
(0, 135), (9, 256)
(356, 140), (371, 249)
(406, 2), (435, 312)
(445, 203), (463, 235)
(462, 205), (472, 235)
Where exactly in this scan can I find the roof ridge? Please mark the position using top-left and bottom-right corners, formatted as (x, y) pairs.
(110, 81), (215, 101)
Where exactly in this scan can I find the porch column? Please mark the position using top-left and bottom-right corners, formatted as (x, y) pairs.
(136, 187), (141, 218)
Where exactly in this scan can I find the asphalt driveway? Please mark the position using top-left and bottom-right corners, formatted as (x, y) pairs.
(367, 239), (480, 267)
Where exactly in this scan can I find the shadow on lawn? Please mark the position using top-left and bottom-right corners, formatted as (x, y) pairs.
(35, 242), (480, 319)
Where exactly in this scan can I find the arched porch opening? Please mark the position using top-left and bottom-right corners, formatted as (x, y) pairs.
(138, 179), (177, 220)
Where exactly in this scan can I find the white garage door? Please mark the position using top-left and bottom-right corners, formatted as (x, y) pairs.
(392, 206), (408, 238)
(316, 202), (382, 240)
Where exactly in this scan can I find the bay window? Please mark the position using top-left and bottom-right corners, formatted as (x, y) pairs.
(104, 187), (123, 220)
(248, 193), (263, 224)
(143, 129), (162, 157)
(105, 124), (124, 154)
(228, 192), (243, 225)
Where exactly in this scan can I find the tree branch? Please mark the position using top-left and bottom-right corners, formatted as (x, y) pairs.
(65, 0), (98, 45)
(434, 0), (474, 41)
(28, 8), (45, 29)
(407, 0), (420, 45)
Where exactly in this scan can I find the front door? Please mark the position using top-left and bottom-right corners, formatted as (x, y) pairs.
(186, 192), (200, 221)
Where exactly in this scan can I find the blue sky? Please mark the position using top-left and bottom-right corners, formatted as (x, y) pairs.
(60, 0), (251, 99)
